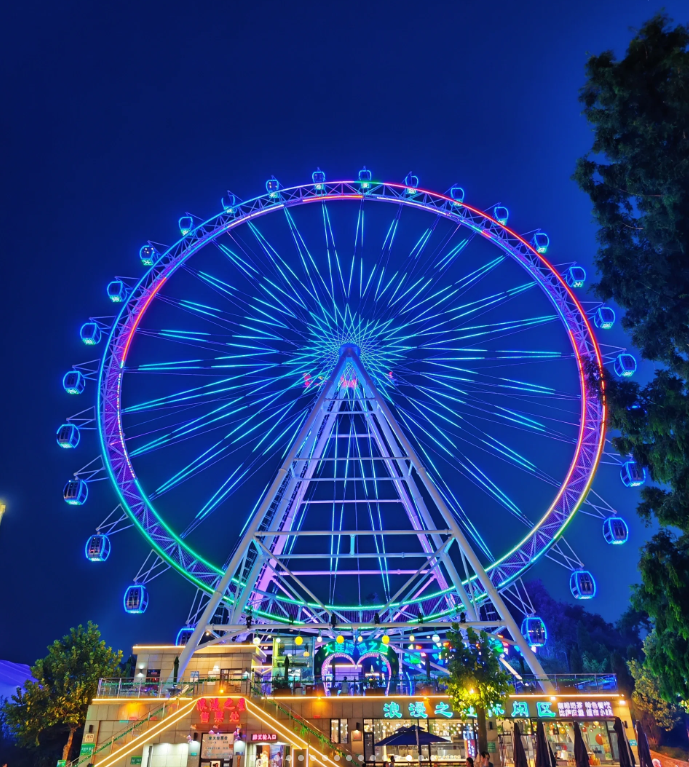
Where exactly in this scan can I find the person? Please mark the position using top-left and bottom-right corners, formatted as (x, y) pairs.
(466, 758), (474, 767)
(479, 752), (493, 767)
(342, 677), (350, 695)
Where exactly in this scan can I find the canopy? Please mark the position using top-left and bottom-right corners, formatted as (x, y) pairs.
(513, 723), (529, 767)
(614, 717), (636, 767)
(573, 721), (590, 767)
(535, 721), (551, 767)
(635, 723), (653, 767)
(375, 725), (450, 747)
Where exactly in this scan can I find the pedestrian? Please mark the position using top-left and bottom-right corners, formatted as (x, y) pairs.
(342, 677), (350, 695)
(479, 752), (493, 767)
(466, 757), (474, 767)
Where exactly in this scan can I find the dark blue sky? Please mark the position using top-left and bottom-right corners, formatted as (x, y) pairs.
(1, 0), (684, 664)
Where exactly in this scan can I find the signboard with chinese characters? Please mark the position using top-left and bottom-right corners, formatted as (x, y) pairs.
(202, 733), (233, 759)
(558, 701), (613, 718)
(79, 744), (95, 757)
(252, 733), (278, 742)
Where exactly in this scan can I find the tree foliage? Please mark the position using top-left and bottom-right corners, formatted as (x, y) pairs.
(444, 626), (512, 713)
(629, 649), (681, 732)
(574, 13), (689, 701)
(573, 13), (689, 374)
(1, 622), (122, 762)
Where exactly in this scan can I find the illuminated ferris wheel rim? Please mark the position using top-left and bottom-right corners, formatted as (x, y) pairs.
(97, 179), (606, 602)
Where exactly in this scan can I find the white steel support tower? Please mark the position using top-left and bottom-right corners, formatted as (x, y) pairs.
(175, 344), (553, 690)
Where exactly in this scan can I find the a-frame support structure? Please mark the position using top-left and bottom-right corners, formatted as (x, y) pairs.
(175, 345), (553, 690)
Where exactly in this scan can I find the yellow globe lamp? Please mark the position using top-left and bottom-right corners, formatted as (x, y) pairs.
(336, 634), (345, 644)
(295, 635), (303, 646)
(381, 634), (390, 645)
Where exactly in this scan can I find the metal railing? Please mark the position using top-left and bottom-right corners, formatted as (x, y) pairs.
(512, 673), (618, 693)
(96, 674), (252, 699)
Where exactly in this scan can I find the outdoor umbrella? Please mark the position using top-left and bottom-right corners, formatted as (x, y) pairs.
(535, 721), (551, 767)
(573, 722), (590, 767)
(513, 723), (529, 767)
(635, 723), (653, 767)
(613, 717), (636, 767)
(376, 725), (450, 767)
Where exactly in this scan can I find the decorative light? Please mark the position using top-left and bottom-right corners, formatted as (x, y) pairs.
(295, 636), (303, 646)
(432, 633), (440, 643)
(317, 633), (322, 643)
(253, 636), (261, 646)
(357, 635), (363, 643)
(336, 635), (344, 644)
(381, 635), (390, 645)
(303, 650), (310, 658)
(275, 637), (281, 644)
(409, 635), (415, 642)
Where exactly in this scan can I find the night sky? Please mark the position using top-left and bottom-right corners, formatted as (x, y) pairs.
(2, 0), (684, 665)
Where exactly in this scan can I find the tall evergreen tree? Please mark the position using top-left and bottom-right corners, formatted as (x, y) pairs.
(574, 13), (689, 699)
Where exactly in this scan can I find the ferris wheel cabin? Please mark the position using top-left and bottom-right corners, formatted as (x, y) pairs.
(532, 232), (549, 253)
(620, 460), (646, 487)
(494, 206), (509, 224)
(594, 306), (616, 329)
(139, 245), (159, 266)
(63, 478), (88, 505)
(603, 516), (629, 545)
(521, 616), (547, 647)
(56, 423), (80, 448)
(80, 322), (101, 346)
(564, 265), (587, 288)
(107, 279), (127, 303)
(450, 185), (465, 204)
(614, 353), (637, 377)
(85, 534), (111, 561)
(570, 570), (596, 600)
(124, 584), (149, 614)
(63, 370), (86, 395)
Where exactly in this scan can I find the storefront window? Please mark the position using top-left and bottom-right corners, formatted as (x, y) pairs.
(331, 719), (349, 744)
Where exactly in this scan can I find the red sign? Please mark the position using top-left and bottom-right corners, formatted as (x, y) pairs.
(196, 697), (246, 724)
(252, 733), (278, 742)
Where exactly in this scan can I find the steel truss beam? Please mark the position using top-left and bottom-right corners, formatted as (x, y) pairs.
(175, 346), (554, 690)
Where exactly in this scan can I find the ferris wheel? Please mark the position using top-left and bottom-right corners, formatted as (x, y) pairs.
(58, 169), (640, 672)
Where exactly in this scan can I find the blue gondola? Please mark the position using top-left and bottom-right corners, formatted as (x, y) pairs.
(222, 193), (237, 213)
(124, 584), (149, 614)
(494, 206), (509, 225)
(56, 423), (80, 449)
(63, 370), (85, 395)
(450, 185), (465, 204)
(565, 265), (587, 288)
(139, 245), (158, 266)
(80, 322), (101, 346)
(614, 353), (637, 378)
(620, 460), (646, 487)
(594, 306), (615, 329)
(179, 216), (193, 236)
(358, 167), (372, 188)
(85, 534), (111, 561)
(521, 616), (547, 647)
(63, 478), (88, 505)
(266, 177), (280, 197)
(107, 280), (127, 303)
(404, 173), (419, 194)
(533, 232), (550, 254)
(603, 516), (629, 545)
(570, 570), (596, 600)
(176, 626), (195, 645)
(312, 168), (326, 189)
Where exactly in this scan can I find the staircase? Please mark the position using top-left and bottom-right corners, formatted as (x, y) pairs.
(68, 687), (194, 767)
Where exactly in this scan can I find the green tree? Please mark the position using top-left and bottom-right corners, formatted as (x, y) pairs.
(628, 651), (682, 745)
(574, 13), (689, 700)
(444, 626), (513, 753)
(1, 622), (123, 762)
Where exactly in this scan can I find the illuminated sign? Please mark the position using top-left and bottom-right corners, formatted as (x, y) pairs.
(202, 733), (233, 760)
(196, 697), (246, 724)
(536, 702), (556, 718)
(252, 733), (278, 742)
(511, 701), (529, 718)
(558, 701), (613, 718)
